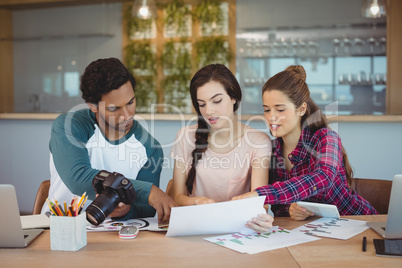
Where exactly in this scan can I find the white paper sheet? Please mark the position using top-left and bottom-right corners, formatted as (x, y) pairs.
(166, 196), (266, 237)
(86, 217), (163, 232)
(204, 226), (321, 254)
(293, 217), (369, 240)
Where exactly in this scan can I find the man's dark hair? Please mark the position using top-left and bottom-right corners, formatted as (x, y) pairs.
(80, 57), (136, 104)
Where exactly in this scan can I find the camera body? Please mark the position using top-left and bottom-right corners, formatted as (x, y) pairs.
(86, 170), (136, 225)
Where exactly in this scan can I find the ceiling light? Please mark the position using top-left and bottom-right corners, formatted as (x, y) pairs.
(362, 0), (387, 18)
(132, 0), (157, 19)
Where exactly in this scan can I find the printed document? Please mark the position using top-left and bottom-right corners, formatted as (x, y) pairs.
(166, 196), (266, 236)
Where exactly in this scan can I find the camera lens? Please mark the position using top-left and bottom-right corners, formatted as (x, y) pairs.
(86, 188), (121, 225)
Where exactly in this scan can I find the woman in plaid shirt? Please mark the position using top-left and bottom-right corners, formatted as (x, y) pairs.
(233, 65), (378, 220)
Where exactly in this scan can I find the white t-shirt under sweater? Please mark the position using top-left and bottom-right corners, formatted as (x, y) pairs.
(42, 109), (163, 219)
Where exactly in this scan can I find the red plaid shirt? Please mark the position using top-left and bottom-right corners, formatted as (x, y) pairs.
(255, 127), (378, 217)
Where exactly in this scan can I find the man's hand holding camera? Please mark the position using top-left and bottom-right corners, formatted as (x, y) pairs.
(109, 202), (132, 218)
(86, 170), (176, 225)
(109, 186), (177, 222)
(109, 186), (176, 222)
(87, 195), (132, 219)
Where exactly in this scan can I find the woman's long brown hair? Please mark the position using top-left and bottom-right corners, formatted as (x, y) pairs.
(262, 65), (354, 188)
(186, 64), (242, 194)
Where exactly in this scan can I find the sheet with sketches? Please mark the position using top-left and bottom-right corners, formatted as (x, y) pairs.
(293, 217), (369, 240)
(204, 226), (321, 254)
(86, 217), (163, 232)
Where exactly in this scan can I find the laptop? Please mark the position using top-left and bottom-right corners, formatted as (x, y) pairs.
(0, 184), (43, 248)
(367, 174), (402, 239)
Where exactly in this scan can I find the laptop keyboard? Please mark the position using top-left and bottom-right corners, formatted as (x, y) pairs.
(385, 240), (402, 254)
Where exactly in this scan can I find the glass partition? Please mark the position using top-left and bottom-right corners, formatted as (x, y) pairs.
(6, 0), (387, 115)
(236, 0), (386, 115)
(12, 3), (122, 113)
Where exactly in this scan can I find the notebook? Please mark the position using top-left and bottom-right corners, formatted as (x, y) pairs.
(20, 214), (50, 229)
(0, 184), (44, 248)
(367, 174), (402, 239)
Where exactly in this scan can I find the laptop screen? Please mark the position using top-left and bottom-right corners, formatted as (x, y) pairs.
(0, 184), (43, 248)
(385, 175), (402, 239)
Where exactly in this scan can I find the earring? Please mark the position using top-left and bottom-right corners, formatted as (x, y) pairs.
(89, 103), (98, 112)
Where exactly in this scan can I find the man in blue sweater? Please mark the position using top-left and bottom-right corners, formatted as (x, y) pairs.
(42, 58), (175, 222)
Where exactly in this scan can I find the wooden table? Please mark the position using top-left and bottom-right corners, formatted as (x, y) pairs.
(280, 215), (401, 268)
(1, 215), (400, 267)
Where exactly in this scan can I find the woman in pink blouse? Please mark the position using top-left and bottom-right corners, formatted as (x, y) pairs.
(171, 64), (273, 232)
(233, 65), (378, 220)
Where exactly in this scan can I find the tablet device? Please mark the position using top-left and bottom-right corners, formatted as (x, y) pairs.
(296, 201), (340, 219)
(373, 239), (402, 258)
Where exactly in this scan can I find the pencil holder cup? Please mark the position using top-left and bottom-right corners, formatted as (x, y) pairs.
(50, 213), (87, 251)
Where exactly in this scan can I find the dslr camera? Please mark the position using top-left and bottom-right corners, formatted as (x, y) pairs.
(86, 170), (136, 225)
